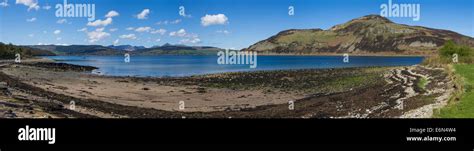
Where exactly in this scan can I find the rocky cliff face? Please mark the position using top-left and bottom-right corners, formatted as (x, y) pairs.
(244, 15), (474, 55)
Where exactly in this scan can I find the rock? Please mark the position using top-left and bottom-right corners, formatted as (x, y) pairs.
(24, 106), (33, 111)
(1, 110), (17, 118)
(196, 87), (206, 93)
(0, 82), (12, 96)
(0, 82), (7, 88)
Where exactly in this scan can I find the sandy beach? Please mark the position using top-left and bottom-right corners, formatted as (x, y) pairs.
(0, 60), (452, 118)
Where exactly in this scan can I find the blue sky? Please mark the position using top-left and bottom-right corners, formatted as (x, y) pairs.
(0, 0), (473, 49)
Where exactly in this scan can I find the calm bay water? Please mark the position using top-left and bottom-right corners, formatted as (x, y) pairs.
(44, 55), (424, 77)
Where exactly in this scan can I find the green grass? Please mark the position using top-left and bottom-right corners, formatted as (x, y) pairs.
(438, 40), (473, 64)
(417, 77), (428, 91)
(436, 64), (474, 118)
(422, 41), (474, 66)
(320, 74), (380, 93)
(201, 67), (385, 94)
(277, 31), (339, 44)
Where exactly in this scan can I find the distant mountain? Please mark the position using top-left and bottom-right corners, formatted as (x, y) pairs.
(27, 43), (224, 56)
(243, 15), (474, 55)
(107, 45), (146, 51)
(0, 42), (55, 59)
(132, 43), (223, 55)
(29, 45), (124, 55)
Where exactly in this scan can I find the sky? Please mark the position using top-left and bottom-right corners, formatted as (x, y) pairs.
(0, 0), (473, 49)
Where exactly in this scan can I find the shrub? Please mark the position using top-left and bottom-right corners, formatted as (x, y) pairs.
(438, 40), (473, 63)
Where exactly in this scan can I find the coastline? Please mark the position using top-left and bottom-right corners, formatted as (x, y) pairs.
(0, 58), (453, 118)
(255, 52), (430, 57)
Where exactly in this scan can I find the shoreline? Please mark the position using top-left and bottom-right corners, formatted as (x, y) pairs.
(42, 55), (425, 79)
(0, 59), (452, 118)
(41, 53), (429, 57)
(255, 53), (429, 57)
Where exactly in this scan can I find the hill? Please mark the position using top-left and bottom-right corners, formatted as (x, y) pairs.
(28, 45), (122, 55)
(133, 43), (223, 55)
(27, 43), (223, 56)
(243, 15), (474, 55)
(107, 45), (146, 51)
(0, 42), (55, 59)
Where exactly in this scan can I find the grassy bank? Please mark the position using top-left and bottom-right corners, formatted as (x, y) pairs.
(200, 67), (385, 94)
(0, 42), (55, 59)
(422, 40), (474, 118)
(435, 64), (474, 118)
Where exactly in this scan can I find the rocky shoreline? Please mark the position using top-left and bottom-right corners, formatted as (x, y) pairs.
(0, 60), (453, 118)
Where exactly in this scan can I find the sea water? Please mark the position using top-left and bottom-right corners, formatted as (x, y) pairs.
(44, 55), (424, 77)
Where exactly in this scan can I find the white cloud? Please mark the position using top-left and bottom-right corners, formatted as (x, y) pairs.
(86, 28), (110, 43)
(87, 17), (112, 27)
(156, 19), (182, 25)
(113, 39), (119, 45)
(42, 4), (51, 10)
(119, 34), (137, 40)
(56, 37), (62, 41)
(28, 33), (34, 37)
(77, 27), (108, 43)
(136, 9), (150, 19)
(55, 43), (69, 46)
(201, 14), (228, 26)
(56, 19), (67, 24)
(26, 17), (36, 22)
(169, 28), (200, 44)
(37, 42), (68, 46)
(155, 39), (161, 42)
(0, 0), (8, 7)
(170, 19), (182, 24)
(216, 30), (230, 34)
(53, 30), (61, 34)
(151, 28), (166, 35)
(169, 29), (187, 37)
(77, 28), (87, 32)
(130, 26), (166, 35)
(16, 0), (39, 11)
(169, 29), (201, 44)
(109, 28), (118, 32)
(180, 37), (201, 44)
(135, 26), (152, 32)
(105, 10), (119, 18)
(156, 21), (167, 25)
